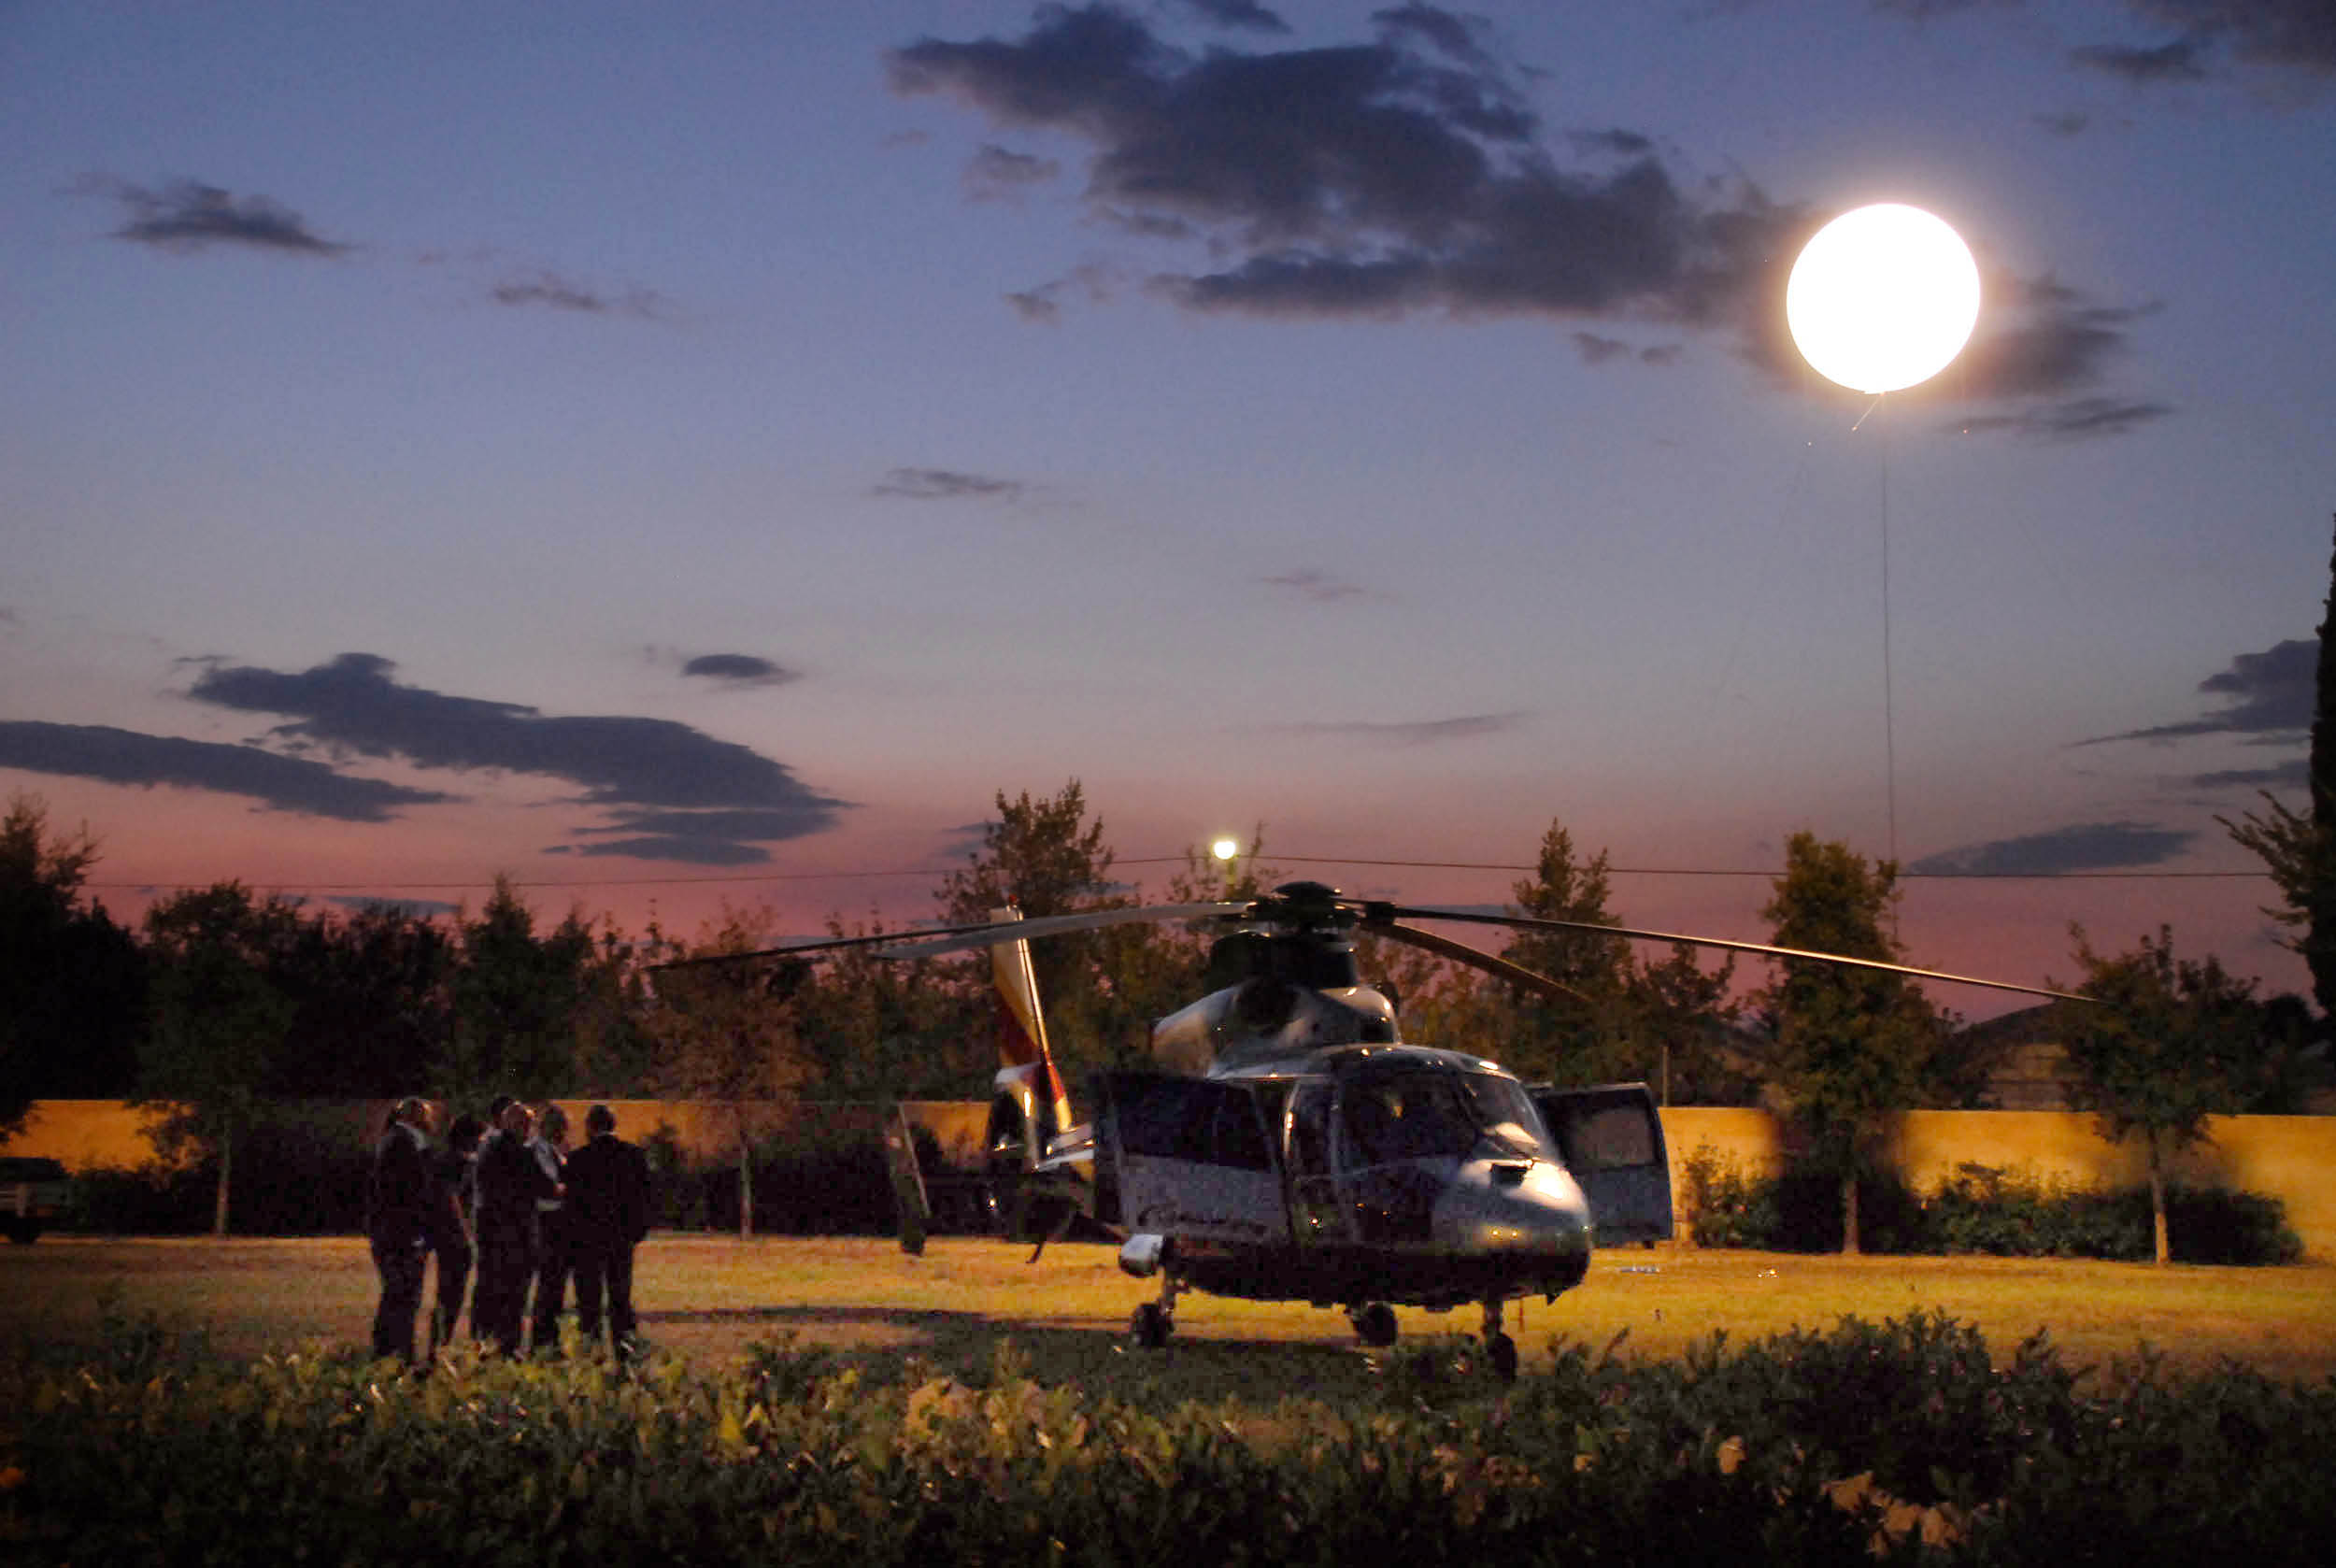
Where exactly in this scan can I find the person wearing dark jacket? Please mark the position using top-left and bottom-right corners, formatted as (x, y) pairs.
(471, 1102), (559, 1355)
(562, 1105), (652, 1360)
(365, 1097), (438, 1363)
(425, 1113), (483, 1362)
(525, 1104), (574, 1354)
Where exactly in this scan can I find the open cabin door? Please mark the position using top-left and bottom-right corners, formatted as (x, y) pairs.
(1531, 1082), (1674, 1246)
(1096, 1072), (1290, 1253)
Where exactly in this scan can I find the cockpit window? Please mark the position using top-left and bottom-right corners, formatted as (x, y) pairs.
(1337, 1069), (1556, 1166)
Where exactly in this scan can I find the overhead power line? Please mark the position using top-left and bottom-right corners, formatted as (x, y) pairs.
(83, 852), (2272, 895)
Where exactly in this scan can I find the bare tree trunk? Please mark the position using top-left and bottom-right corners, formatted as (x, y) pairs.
(1841, 1168), (1861, 1256)
(2149, 1135), (2170, 1265)
(212, 1122), (232, 1238)
(737, 1125), (754, 1240)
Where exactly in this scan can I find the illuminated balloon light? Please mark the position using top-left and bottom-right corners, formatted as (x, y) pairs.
(1787, 203), (1981, 394)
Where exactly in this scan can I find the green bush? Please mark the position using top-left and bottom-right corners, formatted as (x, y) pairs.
(8, 1308), (2332, 1564)
(1679, 1147), (2304, 1264)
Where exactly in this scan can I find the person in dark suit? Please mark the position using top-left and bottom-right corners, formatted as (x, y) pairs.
(525, 1104), (574, 1354)
(424, 1113), (483, 1363)
(562, 1104), (652, 1361)
(471, 1101), (559, 1355)
(365, 1097), (437, 1363)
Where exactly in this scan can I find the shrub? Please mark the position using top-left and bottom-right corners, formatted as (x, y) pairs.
(13, 1307), (2331, 1564)
(1681, 1151), (2302, 1265)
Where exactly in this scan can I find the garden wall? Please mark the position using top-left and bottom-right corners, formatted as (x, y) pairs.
(8, 1100), (2331, 1258)
(1660, 1107), (2336, 1261)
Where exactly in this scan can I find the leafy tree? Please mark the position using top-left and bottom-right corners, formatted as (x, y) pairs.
(1497, 820), (1636, 1083)
(1354, 934), (1508, 1055)
(794, 912), (982, 1099)
(1088, 834), (1284, 1065)
(268, 902), (455, 1098)
(444, 877), (600, 1102)
(934, 782), (1125, 1078)
(2052, 925), (2296, 1264)
(1487, 819), (1739, 1096)
(1626, 943), (1744, 1105)
(0, 795), (146, 1133)
(136, 882), (302, 1235)
(644, 906), (815, 1236)
(1756, 833), (1939, 1255)
(2221, 515), (2336, 1029)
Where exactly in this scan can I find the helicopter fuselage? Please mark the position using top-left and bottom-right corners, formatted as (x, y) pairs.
(1066, 1042), (1598, 1314)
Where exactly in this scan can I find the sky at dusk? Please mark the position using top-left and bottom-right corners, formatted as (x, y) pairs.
(5, 1), (2332, 1019)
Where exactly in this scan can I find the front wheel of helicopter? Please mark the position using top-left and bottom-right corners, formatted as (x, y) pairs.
(1486, 1333), (1518, 1382)
(1349, 1302), (1398, 1347)
(1131, 1301), (1174, 1349)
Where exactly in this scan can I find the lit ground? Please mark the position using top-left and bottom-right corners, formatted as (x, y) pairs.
(5, 1233), (2332, 1388)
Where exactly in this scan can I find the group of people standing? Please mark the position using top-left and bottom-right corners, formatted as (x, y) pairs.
(364, 1095), (651, 1366)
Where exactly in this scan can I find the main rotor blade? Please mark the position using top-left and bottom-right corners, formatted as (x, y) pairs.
(1371, 921), (1595, 1008)
(869, 902), (1252, 960)
(1372, 905), (2089, 1005)
(647, 919), (1007, 972)
(649, 901), (1253, 972)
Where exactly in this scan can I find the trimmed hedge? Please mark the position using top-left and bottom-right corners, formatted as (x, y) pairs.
(7, 1308), (2333, 1564)
(1680, 1145), (2306, 1263)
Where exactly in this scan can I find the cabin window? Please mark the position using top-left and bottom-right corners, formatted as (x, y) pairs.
(1288, 1080), (1334, 1178)
(1554, 1102), (1657, 1172)
(1117, 1078), (1274, 1172)
(1337, 1070), (1557, 1167)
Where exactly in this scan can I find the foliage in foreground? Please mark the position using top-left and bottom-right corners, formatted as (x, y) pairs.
(1681, 1145), (2304, 1264)
(6, 1308), (2334, 1565)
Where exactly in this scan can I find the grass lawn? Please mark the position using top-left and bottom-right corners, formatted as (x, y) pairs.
(6, 1233), (2332, 1395)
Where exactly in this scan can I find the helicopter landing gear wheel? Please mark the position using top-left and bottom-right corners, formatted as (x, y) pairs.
(1349, 1302), (1398, 1347)
(1131, 1301), (1174, 1348)
(1480, 1297), (1518, 1383)
(1132, 1273), (1181, 1349)
(1486, 1333), (1518, 1381)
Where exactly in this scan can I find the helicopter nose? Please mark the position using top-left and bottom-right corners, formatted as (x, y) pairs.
(1437, 1161), (1592, 1280)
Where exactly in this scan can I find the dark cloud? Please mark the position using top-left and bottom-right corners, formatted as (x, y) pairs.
(1169, 0), (1290, 34)
(2093, 1), (2336, 78)
(872, 466), (1028, 501)
(681, 654), (800, 688)
(1961, 278), (2159, 397)
(890, 6), (1798, 331)
(489, 270), (667, 318)
(567, 809), (839, 865)
(1858, 0), (2335, 79)
(2193, 756), (2312, 791)
(1910, 820), (2197, 875)
(890, 5), (2159, 437)
(181, 652), (847, 862)
(2033, 109), (2093, 135)
(1570, 330), (1678, 366)
(1568, 128), (1657, 158)
(331, 895), (463, 919)
(2081, 637), (2316, 745)
(2072, 36), (2214, 79)
(69, 176), (351, 255)
(1004, 260), (1123, 321)
(1952, 395), (2174, 440)
(1261, 567), (1371, 602)
(0, 720), (454, 821)
(1277, 713), (1526, 746)
(965, 144), (1062, 201)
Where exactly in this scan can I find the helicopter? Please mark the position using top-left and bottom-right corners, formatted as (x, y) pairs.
(670, 878), (2082, 1378)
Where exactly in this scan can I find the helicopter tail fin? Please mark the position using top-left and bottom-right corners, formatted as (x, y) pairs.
(980, 907), (1092, 1251)
(990, 905), (1075, 1156)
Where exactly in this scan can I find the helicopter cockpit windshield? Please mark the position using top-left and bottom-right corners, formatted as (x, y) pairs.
(1339, 1069), (1556, 1167)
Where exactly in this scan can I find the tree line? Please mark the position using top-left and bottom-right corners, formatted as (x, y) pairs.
(1, 776), (2324, 1255)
